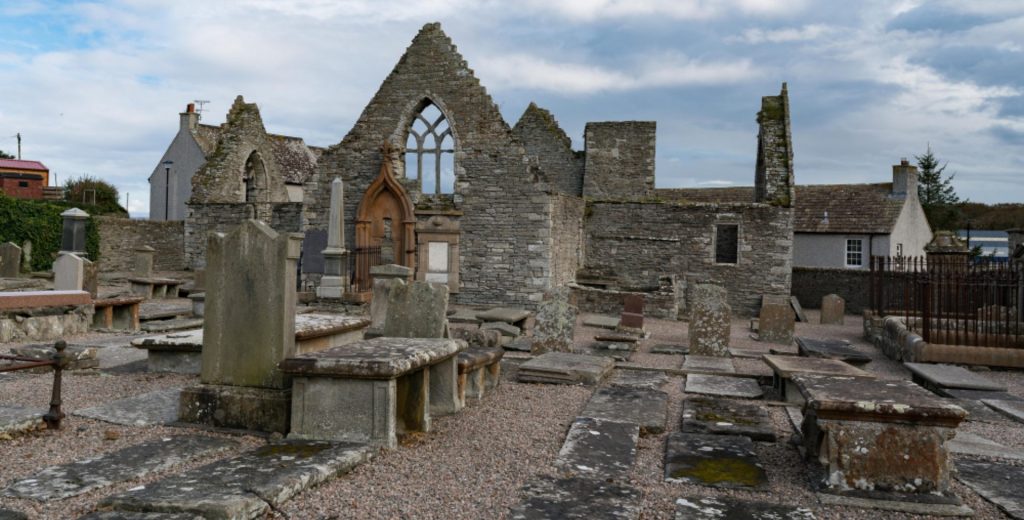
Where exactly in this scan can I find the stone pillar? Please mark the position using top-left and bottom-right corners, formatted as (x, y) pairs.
(54, 253), (85, 291)
(59, 208), (90, 258)
(317, 177), (349, 299)
(134, 245), (155, 278)
(689, 284), (731, 356)
(0, 242), (22, 278)
(179, 220), (302, 433)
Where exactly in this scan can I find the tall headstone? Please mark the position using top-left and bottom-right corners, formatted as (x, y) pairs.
(758, 295), (794, 344)
(531, 286), (578, 353)
(317, 177), (349, 299)
(59, 208), (90, 258)
(820, 294), (846, 325)
(53, 253), (85, 291)
(619, 293), (644, 331)
(381, 278), (449, 338)
(0, 242), (22, 278)
(179, 220), (302, 433)
(689, 284), (731, 357)
(134, 245), (155, 278)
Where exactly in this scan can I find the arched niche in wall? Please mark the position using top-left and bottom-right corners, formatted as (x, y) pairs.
(354, 142), (416, 289)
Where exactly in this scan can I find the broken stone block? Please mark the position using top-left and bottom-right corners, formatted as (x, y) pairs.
(594, 332), (639, 343)
(555, 417), (639, 479)
(582, 385), (668, 435)
(0, 405), (45, 437)
(819, 294), (845, 325)
(688, 284), (730, 357)
(518, 352), (614, 385)
(758, 296), (794, 345)
(684, 374), (763, 399)
(681, 397), (776, 442)
(674, 496), (815, 520)
(664, 433), (768, 489)
(531, 286), (577, 353)
(508, 476), (641, 519)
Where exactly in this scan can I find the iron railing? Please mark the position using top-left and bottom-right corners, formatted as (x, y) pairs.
(0, 340), (68, 429)
(869, 256), (1023, 348)
(349, 246), (383, 293)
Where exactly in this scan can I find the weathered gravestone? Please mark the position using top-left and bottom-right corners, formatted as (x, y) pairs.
(758, 295), (794, 344)
(675, 496), (815, 520)
(317, 177), (347, 298)
(178, 220), (302, 433)
(380, 278), (449, 338)
(685, 374), (763, 399)
(664, 433), (769, 489)
(0, 242), (22, 278)
(53, 253), (84, 291)
(82, 257), (97, 298)
(619, 293), (644, 331)
(530, 286), (577, 353)
(681, 397), (776, 441)
(689, 284), (731, 357)
(59, 207), (89, 257)
(820, 294), (845, 325)
(134, 245), (155, 278)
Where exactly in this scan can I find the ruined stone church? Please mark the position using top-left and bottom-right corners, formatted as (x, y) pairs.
(184, 22), (795, 315)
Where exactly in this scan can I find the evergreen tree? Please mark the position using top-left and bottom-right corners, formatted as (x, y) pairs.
(916, 145), (962, 230)
(0, 150), (14, 159)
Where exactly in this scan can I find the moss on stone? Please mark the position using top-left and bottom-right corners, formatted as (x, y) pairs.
(671, 458), (764, 487)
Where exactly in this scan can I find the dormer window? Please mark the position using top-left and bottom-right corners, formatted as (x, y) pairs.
(405, 103), (455, 194)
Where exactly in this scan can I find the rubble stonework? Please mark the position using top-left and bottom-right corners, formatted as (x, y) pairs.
(582, 122), (656, 200)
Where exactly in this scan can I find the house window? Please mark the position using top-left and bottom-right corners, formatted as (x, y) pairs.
(17, 181), (29, 188)
(715, 224), (739, 264)
(846, 239), (864, 267)
(405, 103), (455, 194)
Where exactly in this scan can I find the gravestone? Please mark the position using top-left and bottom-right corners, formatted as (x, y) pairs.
(790, 295), (808, 322)
(984, 399), (1024, 425)
(317, 177), (347, 298)
(583, 315), (619, 329)
(581, 385), (668, 435)
(904, 362), (1007, 393)
(619, 293), (644, 330)
(0, 242), (21, 277)
(957, 459), (1024, 518)
(795, 337), (871, 365)
(675, 496), (814, 520)
(820, 294), (845, 325)
(681, 397), (776, 441)
(301, 229), (327, 275)
(518, 352), (614, 385)
(509, 476), (641, 520)
(53, 253), (85, 291)
(758, 296), (794, 344)
(689, 284), (731, 356)
(133, 245), (155, 278)
(555, 416), (639, 479)
(82, 257), (98, 298)
(59, 207), (89, 257)
(178, 220), (302, 433)
(664, 433), (768, 489)
(685, 374), (763, 399)
(530, 286), (577, 353)
(684, 355), (736, 374)
(380, 278), (449, 338)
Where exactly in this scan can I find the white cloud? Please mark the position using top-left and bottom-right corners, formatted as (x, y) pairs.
(519, 0), (807, 21)
(735, 24), (832, 44)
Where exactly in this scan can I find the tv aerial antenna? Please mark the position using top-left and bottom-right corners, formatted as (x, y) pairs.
(193, 100), (211, 120)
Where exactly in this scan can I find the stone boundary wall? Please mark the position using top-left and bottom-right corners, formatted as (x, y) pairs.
(95, 216), (185, 272)
(870, 313), (1024, 368)
(549, 195), (585, 288)
(184, 202), (303, 270)
(570, 281), (679, 320)
(0, 305), (93, 342)
(791, 267), (870, 314)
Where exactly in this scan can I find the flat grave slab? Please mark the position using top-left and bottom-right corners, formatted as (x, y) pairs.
(685, 374), (763, 399)
(140, 318), (204, 333)
(793, 375), (966, 425)
(0, 509), (28, 520)
(555, 417), (639, 479)
(795, 337), (871, 366)
(983, 399), (1024, 425)
(607, 369), (668, 391)
(582, 386), (668, 435)
(957, 459), (1024, 519)
(790, 295), (808, 323)
(482, 321), (521, 337)
(949, 431), (1024, 461)
(729, 348), (767, 359)
(98, 440), (373, 519)
(518, 352), (614, 385)
(904, 362), (1007, 393)
(278, 337), (463, 378)
(447, 308), (481, 325)
(76, 511), (234, 519)
(591, 341), (635, 352)
(0, 405), (44, 436)
(764, 355), (874, 403)
(674, 495), (815, 520)
(476, 307), (530, 324)
(681, 397), (776, 442)
(664, 433), (768, 489)
(508, 475), (641, 520)
(583, 315), (620, 330)
(503, 337), (533, 352)
(651, 344), (687, 355)
(683, 355), (735, 374)
(131, 330), (203, 351)
(943, 388), (1024, 401)
(73, 388), (181, 426)
(942, 398), (1005, 424)
(4, 436), (236, 500)
(594, 333), (640, 343)
(582, 346), (633, 363)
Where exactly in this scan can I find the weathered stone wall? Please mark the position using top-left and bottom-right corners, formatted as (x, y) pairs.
(184, 202), (303, 269)
(513, 103), (584, 197)
(549, 194), (585, 288)
(582, 122), (655, 200)
(94, 216), (185, 272)
(584, 201), (793, 316)
(754, 84), (794, 207)
(305, 23), (555, 308)
(571, 281), (679, 319)
(0, 305), (93, 342)
(791, 267), (870, 314)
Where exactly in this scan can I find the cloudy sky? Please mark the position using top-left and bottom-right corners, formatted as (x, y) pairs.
(1, 0), (1021, 216)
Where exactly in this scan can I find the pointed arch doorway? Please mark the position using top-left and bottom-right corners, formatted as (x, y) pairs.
(353, 142), (416, 293)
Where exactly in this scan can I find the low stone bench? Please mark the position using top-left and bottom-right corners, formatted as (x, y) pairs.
(133, 313), (370, 374)
(128, 277), (182, 299)
(457, 346), (503, 405)
(92, 295), (144, 331)
(0, 290), (92, 342)
(279, 337), (468, 449)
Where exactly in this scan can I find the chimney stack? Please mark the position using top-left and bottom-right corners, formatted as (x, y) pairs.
(180, 103), (199, 132)
(892, 158), (918, 199)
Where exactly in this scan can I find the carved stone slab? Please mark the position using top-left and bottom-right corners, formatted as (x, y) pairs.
(685, 374), (763, 399)
(904, 362), (1007, 392)
(793, 375), (967, 426)
(555, 417), (639, 479)
(278, 337), (465, 379)
(518, 352), (614, 385)
(582, 386), (668, 435)
(664, 433), (768, 489)
(764, 355), (874, 379)
(681, 397), (776, 442)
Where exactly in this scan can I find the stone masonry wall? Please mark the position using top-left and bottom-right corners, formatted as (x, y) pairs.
(549, 194), (585, 287)
(513, 103), (584, 197)
(754, 84), (794, 207)
(184, 202), (303, 269)
(584, 201), (793, 316)
(582, 122), (656, 200)
(305, 23), (555, 308)
(95, 216), (185, 272)
(791, 267), (870, 314)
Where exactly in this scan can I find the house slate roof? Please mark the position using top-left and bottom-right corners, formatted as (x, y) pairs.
(653, 187), (754, 203)
(0, 159), (48, 172)
(191, 124), (318, 185)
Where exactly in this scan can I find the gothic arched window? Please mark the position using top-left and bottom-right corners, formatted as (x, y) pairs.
(405, 103), (455, 194)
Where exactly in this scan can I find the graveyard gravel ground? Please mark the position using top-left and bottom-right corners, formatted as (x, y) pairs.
(1, 310), (1022, 518)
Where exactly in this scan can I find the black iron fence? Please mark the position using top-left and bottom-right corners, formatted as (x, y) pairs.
(0, 340), (68, 429)
(349, 246), (383, 293)
(869, 256), (1023, 347)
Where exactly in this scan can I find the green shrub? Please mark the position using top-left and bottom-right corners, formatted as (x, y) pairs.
(63, 175), (128, 216)
(0, 194), (100, 271)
